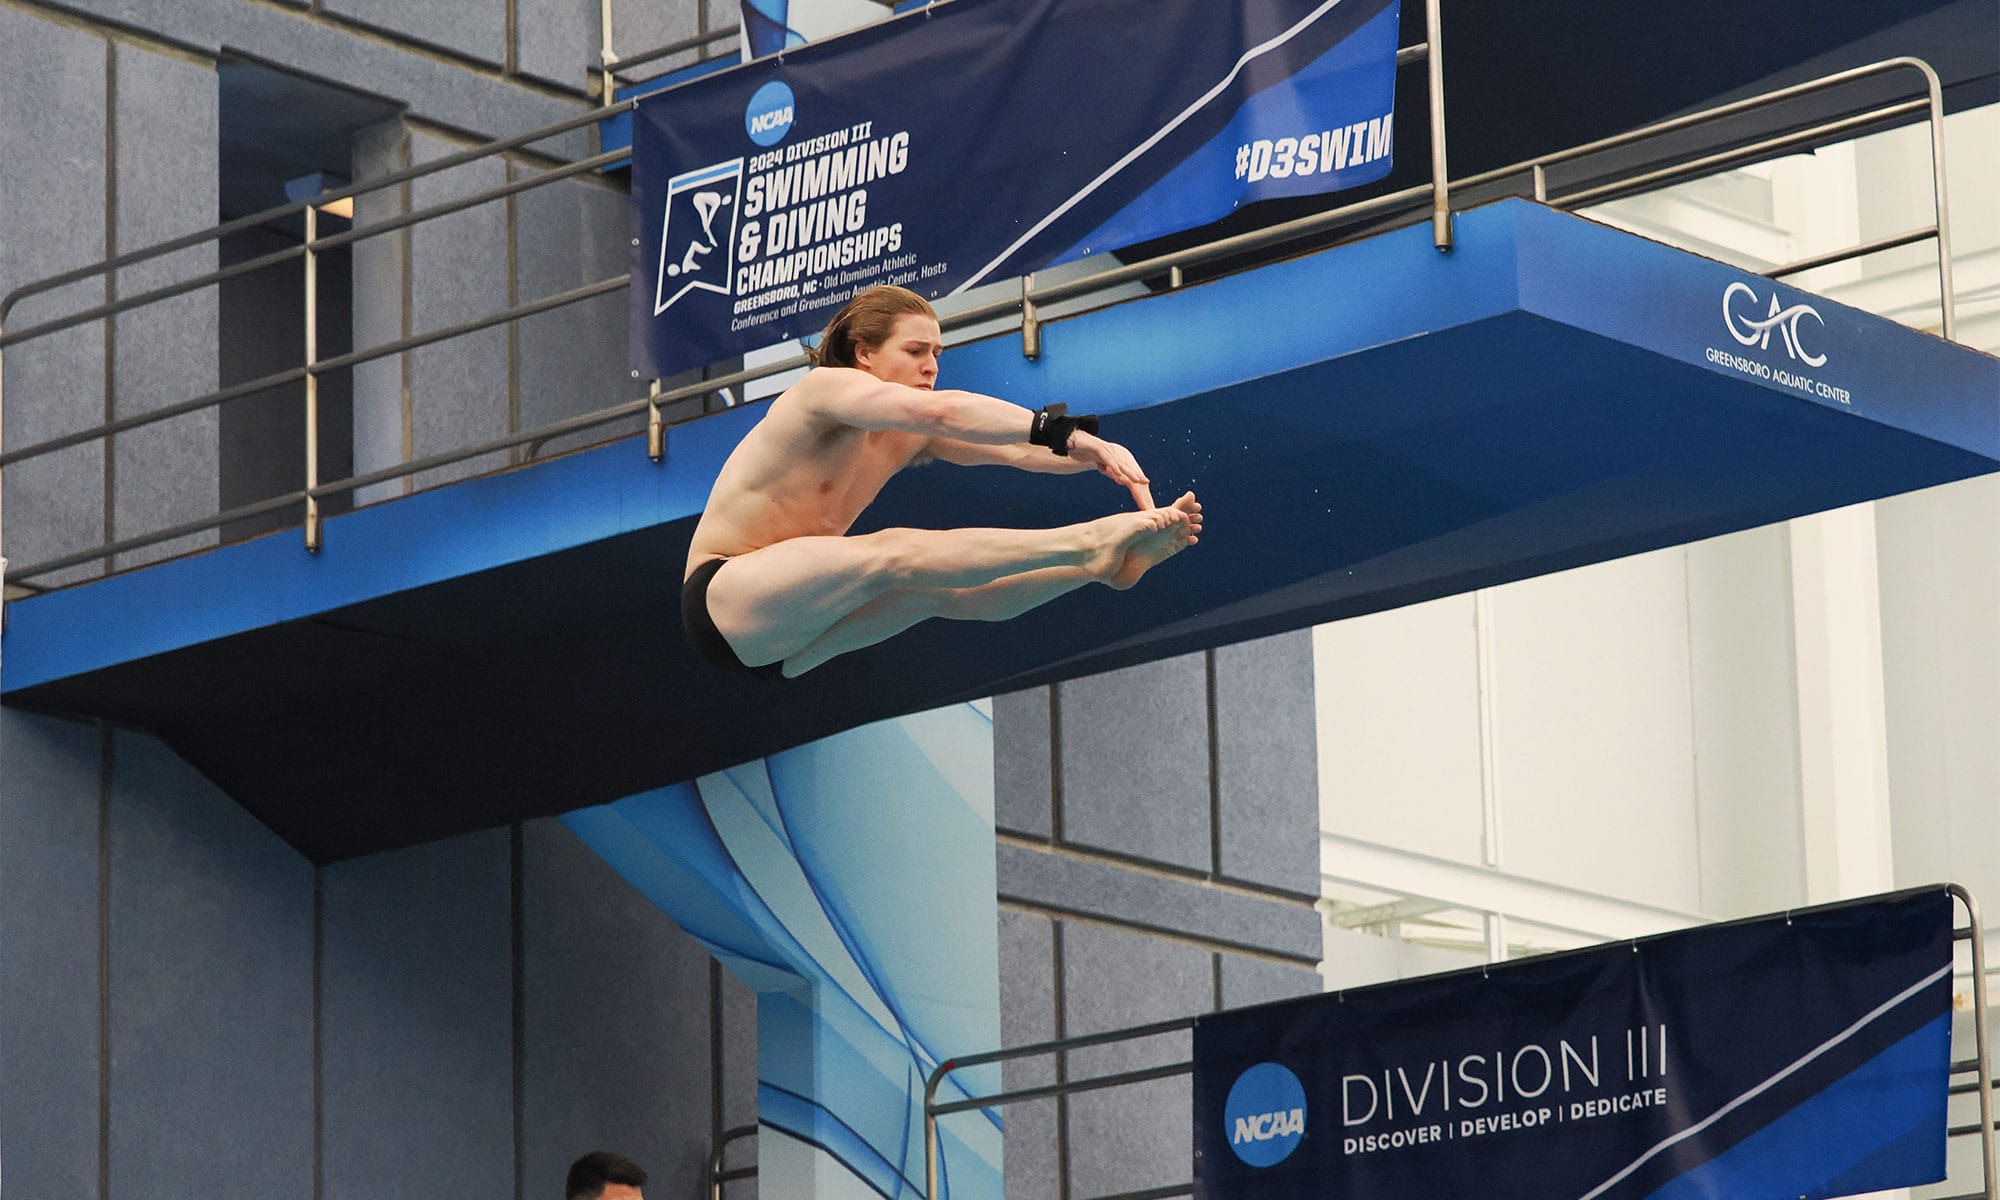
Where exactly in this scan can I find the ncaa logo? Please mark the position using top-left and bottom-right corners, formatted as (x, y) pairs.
(745, 80), (796, 147)
(1723, 281), (1828, 367)
(1224, 1062), (1307, 1167)
(654, 159), (742, 314)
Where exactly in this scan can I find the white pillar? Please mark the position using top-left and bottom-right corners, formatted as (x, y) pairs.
(1790, 503), (1895, 903)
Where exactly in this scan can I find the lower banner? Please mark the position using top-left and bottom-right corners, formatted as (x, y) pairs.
(1193, 888), (1955, 1200)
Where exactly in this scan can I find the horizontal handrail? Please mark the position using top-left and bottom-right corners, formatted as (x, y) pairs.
(1769, 225), (1940, 280)
(930, 1059), (1192, 1118)
(311, 276), (630, 377)
(1551, 98), (1927, 210)
(1458, 56), (1943, 194)
(1086, 1186), (1193, 1200)
(0, 275), (628, 472)
(936, 1014), (1199, 1075)
(607, 24), (740, 75)
(17, 490), (309, 580)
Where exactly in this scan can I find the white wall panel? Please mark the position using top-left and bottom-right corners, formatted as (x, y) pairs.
(1313, 594), (1484, 865)
(1685, 526), (1806, 917)
(1485, 549), (1703, 912)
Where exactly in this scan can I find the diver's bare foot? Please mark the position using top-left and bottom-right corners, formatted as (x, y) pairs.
(1081, 508), (1176, 580)
(1109, 493), (1201, 590)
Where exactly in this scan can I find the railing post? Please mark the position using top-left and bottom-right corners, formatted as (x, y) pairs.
(1424, 0), (1453, 251)
(599, 0), (619, 106)
(1915, 59), (1957, 342)
(647, 379), (665, 462)
(1952, 884), (1998, 1199)
(1021, 273), (1041, 360)
(1, 328), (9, 609)
(924, 1060), (951, 1198)
(304, 205), (323, 553)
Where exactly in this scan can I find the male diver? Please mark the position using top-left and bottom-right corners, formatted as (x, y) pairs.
(682, 284), (1202, 679)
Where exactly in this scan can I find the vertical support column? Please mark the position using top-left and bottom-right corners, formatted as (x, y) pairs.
(304, 205), (323, 552)
(1791, 504), (1894, 902)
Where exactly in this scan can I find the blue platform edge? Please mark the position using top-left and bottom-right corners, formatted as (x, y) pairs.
(5, 199), (1995, 693)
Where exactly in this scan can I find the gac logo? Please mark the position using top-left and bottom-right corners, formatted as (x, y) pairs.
(1723, 281), (1827, 367)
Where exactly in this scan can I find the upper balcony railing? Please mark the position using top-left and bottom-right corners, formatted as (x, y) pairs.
(0, 0), (1959, 595)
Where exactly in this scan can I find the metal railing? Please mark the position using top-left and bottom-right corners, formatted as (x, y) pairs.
(0, 9), (1961, 588)
(706, 1123), (757, 1199)
(919, 884), (1999, 1200)
(595, 22), (740, 104)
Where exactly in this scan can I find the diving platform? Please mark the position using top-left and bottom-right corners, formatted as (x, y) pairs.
(5, 199), (1995, 862)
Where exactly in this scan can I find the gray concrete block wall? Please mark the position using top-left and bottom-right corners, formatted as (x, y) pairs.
(989, 908), (1322, 1199)
(110, 41), (219, 570)
(521, 817), (732, 1200)
(512, 162), (649, 459)
(406, 131), (514, 492)
(1058, 655), (1214, 872)
(1214, 632), (1321, 892)
(0, 714), (757, 1198)
(350, 117), (412, 508)
(34, 0), (598, 144)
(518, 0), (707, 90)
(1061, 922), (1210, 1198)
(321, 830), (517, 1199)
(997, 909), (1059, 1200)
(0, 7), (110, 584)
(993, 630), (1324, 1197)
(323, 0), (510, 68)
(106, 730), (314, 1199)
(0, 712), (104, 1200)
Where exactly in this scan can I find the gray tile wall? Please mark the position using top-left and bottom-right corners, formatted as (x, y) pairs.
(110, 42), (219, 570)
(406, 131), (514, 491)
(106, 731), (314, 1199)
(520, 818), (724, 1200)
(0, 712), (104, 1200)
(0, 715), (755, 1199)
(0, 8), (109, 585)
(321, 831), (516, 1199)
(322, 0), (510, 68)
(518, 0), (708, 90)
(992, 630), (1325, 1197)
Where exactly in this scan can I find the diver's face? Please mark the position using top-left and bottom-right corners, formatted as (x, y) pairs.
(855, 313), (942, 389)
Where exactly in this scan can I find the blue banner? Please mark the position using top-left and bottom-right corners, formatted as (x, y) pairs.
(1194, 889), (1954, 1200)
(632, 0), (1401, 377)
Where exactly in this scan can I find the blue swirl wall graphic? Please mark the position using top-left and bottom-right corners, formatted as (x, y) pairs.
(564, 703), (1002, 1199)
(740, 0), (806, 57)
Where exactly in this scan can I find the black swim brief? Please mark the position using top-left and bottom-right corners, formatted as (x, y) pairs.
(682, 557), (786, 680)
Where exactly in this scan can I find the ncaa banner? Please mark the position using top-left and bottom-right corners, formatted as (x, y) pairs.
(1194, 889), (1955, 1200)
(632, 0), (1401, 377)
